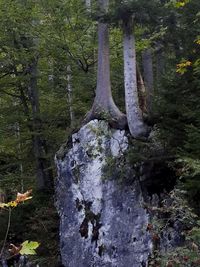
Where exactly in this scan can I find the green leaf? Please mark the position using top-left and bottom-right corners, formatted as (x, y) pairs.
(19, 240), (40, 255)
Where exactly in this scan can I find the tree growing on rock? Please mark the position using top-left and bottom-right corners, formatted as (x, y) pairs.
(112, 0), (161, 137)
(85, 0), (127, 129)
(122, 15), (148, 138)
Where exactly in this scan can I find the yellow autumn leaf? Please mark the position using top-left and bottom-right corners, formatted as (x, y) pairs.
(0, 201), (18, 208)
(174, 0), (190, 8)
(7, 201), (18, 207)
(0, 189), (33, 209)
(176, 2), (185, 7)
(0, 202), (9, 208)
(176, 60), (192, 75)
(177, 61), (192, 68)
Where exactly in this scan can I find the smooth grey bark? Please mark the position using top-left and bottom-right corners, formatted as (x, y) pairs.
(85, 0), (91, 11)
(122, 18), (147, 138)
(85, 0), (126, 129)
(142, 48), (154, 116)
(66, 65), (74, 128)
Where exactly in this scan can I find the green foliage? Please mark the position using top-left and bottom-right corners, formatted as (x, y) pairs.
(110, 0), (162, 24)
(0, 190), (42, 266)
(158, 225), (200, 266)
(19, 240), (40, 255)
(149, 6), (200, 256)
(169, 0), (190, 8)
(148, 189), (200, 267)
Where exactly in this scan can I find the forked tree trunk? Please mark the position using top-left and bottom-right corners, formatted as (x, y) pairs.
(122, 18), (147, 138)
(84, 0), (126, 129)
(142, 48), (154, 116)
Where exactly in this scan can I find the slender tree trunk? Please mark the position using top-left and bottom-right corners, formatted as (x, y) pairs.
(66, 65), (74, 128)
(15, 121), (24, 192)
(122, 18), (147, 138)
(27, 57), (53, 190)
(84, 0), (126, 129)
(28, 58), (45, 190)
(156, 47), (165, 86)
(13, 99), (24, 192)
(85, 0), (91, 12)
(142, 48), (154, 116)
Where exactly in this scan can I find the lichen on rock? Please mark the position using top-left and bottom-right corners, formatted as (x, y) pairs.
(55, 120), (152, 267)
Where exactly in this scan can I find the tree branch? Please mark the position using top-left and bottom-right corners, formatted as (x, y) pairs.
(0, 89), (20, 98)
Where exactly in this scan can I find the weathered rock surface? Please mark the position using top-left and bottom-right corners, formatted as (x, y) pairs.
(55, 120), (152, 267)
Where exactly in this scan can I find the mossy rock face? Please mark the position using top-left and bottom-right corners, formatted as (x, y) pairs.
(55, 120), (185, 267)
(55, 120), (152, 267)
(56, 137), (73, 160)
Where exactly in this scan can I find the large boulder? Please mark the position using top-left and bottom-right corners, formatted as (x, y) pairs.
(55, 120), (152, 267)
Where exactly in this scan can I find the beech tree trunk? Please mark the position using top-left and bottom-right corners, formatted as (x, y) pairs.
(66, 65), (74, 128)
(122, 18), (147, 138)
(85, 0), (91, 11)
(142, 48), (154, 116)
(85, 0), (127, 129)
